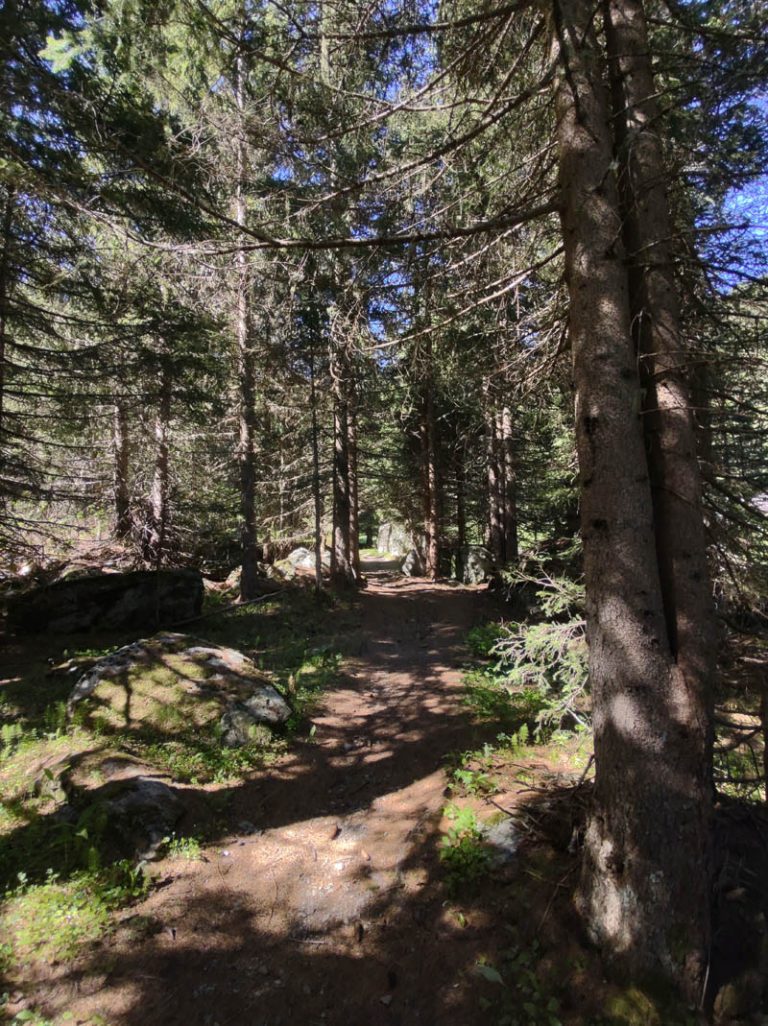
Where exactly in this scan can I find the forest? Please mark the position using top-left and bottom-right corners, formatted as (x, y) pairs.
(1, 0), (767, 1023)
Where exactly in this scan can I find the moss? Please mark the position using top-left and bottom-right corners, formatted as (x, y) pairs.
(606, 986), (661, 1026)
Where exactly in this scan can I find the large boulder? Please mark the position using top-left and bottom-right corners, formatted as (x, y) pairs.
(6, 569), (203, 634)
(401, 549), (424, 577)
(376, 522), (412, 557)
(68, 632), (292, 746)
(458, 545), (493, 585)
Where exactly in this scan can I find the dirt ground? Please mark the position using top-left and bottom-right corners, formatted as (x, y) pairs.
(14, 567), (542, 1026)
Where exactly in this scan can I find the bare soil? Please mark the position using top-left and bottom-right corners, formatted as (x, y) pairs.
(13, 569), (537, 1026)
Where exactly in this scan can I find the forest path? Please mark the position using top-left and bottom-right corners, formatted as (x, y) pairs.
(57, 571), (499, 1026)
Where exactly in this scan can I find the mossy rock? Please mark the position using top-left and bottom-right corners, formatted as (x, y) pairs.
(68, 633), (292, 745)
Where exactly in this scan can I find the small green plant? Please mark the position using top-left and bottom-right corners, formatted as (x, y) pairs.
(1, 861), (148, 968)
(164, 834), (203, 860)
(446, 749), (498, 796)
(440, 804), (491, 894)
(466, 623), (505, 659)
(476, 940), (562, 1026)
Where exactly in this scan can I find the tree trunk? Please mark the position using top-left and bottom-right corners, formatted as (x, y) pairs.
(348, 385), (361, 578)
(0, 188), (13, 483)
(422, 347), (440, 580)
(500, 406), (518, 563)
(554, 0), (712, 1000)
(309, 342), (324, 593)
(604, 0), (716, 694)
(112, 401), (131, 540)
(330, 349), (354, 586)
(234, 50), (260, 601)
(486, 397), (504, 565)
(455, 445), (467, 582)
(144, 365), (171, 567)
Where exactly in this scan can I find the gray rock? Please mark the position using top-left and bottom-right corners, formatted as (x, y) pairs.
(101, 776), (183, 860)
(287, 547), (314, 568)
(69, 632), (292, 745)
(458, 546), (493, 585)
(7, 569), (203, 634)
(401, 549), (424, 577)
(482, 818), (520, 865)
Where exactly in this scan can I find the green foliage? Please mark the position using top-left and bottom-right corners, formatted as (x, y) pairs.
(440, 804), (491, 894)
(446, 747), (498, 796)
(2, 861), (146, 966)
(465, 559), (589, 740)
(475, 941), (562, 1026)
(466, 623), (506, 659)
(163, 833), (203, 861)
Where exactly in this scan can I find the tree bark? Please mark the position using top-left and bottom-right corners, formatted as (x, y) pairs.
(309, 341), (324, 593)
(112, 401), (132, 540)
(500, 406), (518, 563)
(234, 49), (260, 601)
(348, 383), (361, 578)
(455, 444), (467, 582)
(486, 394), (504, 565)
(604, 0), (716, 693)
(330, 347), (354, 586)
(0, 188), (14, 485)
(553, 0), (712, 1000)
(422, 341), (440, 580)
(144, 364), (171, 567)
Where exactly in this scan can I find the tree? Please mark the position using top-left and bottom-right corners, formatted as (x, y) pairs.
(553, 0), (714, 996)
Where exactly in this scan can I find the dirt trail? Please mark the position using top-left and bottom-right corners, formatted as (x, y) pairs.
(54, 572), (498, 1026)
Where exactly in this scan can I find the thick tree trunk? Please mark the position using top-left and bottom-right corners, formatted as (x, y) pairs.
(234, 52), (260, 601)
(112, 401), (132, 541)
(500, 406), (518, 563)
(144, 366), (171, 567)
(604, 0), (716, 694)
(554, 0), (712, 1000)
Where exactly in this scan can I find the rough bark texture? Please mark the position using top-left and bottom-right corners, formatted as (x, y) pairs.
(422, 353), (440, 581)
(455, 448), (467, 582)
(309, 345), (324, 592)
(144, 367), (171, 567)
(348, 389), (361, 578)
(486, 399), (504, 565)
(0, 188), (12, 463)
(112, 402), (131, 540)
(330, 349), (354, 586)
(554, 0), (712, 1000)
(234, 51), (260, 602)
(500, 406), (519, 563)
(604, 0), (716, 702)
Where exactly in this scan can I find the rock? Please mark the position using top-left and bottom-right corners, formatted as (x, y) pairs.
(458, 545), (492, 585)
(287, 547), (314, 568)
(7, 569), (203, 634)
(68, 632), (292, 745)
(481, 818), (520, 865)
(99, 775), (183, 860)
(376, 522), (413, 557)
(286, 547), (330, 570)
(29, 748), (183, 860)
(401, 549), (424, 577)
(714, 974), (764, 1024)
